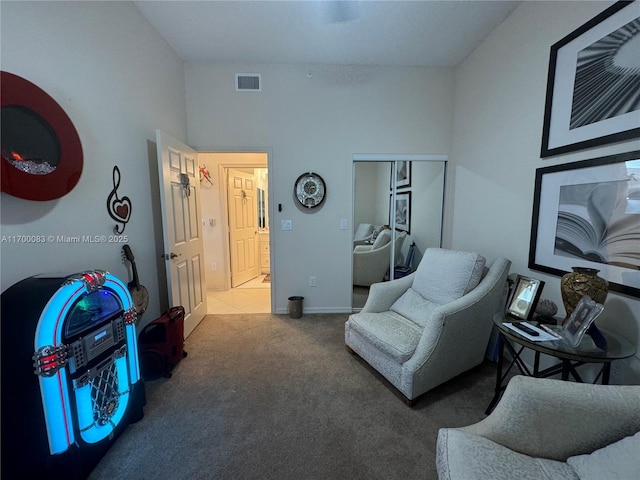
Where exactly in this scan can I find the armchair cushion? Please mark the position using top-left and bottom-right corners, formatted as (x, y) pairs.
(390, 288), (439, 328)
(371, 228), (391, 249)
(412, 248), (485, 304)
(348, 311), (422, 363)
(566, 431), (640, 480)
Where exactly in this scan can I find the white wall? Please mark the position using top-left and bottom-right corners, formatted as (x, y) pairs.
(451, 0), (640, 382)
(0, 1), (188, 326)
(185, 63), (454, 313)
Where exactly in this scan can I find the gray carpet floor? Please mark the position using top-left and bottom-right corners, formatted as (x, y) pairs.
(89, 313), (500, 480)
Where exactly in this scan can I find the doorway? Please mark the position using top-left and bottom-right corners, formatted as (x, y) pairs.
(198, 152), (272, 314)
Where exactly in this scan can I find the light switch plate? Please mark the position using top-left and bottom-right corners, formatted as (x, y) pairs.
(340, 218), (348, 230)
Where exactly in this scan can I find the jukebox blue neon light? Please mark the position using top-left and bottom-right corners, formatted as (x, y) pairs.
(1, 269), (146, 478)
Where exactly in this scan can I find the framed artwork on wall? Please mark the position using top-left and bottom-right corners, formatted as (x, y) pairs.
(390, 160), (411, 190)
(528, 150), (640, 297)
(540, 1), (640, 157)
(390, 191), (411, 234)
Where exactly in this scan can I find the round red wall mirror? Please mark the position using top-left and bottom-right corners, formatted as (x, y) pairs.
(1, 71), (83, 201)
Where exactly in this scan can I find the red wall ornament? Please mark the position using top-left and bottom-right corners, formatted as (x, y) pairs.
(1, 71), (83, 201)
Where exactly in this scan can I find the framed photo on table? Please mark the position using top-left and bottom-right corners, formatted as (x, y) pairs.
(506, 275), (545, 321)
(562, 295), (605, 347)
(528, 150), (640, 298)
(540, 1), (640, 157)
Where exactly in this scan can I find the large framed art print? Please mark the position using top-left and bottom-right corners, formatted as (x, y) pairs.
(528, 151), (640, 297)
(540, 1), (640, 157)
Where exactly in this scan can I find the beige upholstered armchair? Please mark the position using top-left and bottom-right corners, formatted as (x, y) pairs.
(353, 223), (375, 246)
(353, 230), (406, 287)
(437, 376), (640, 480)
(346, 248), (511, 405)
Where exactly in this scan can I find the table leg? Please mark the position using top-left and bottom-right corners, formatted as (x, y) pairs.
(485, 335), (505, 415)
(602, 363), (611, 385)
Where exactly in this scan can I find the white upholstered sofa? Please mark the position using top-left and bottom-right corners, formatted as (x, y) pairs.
(436, 375), (640, 480)
(345, 248), (511, 405)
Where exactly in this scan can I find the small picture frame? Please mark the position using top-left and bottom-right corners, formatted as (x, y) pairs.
(390, 161), (411, 190)
(506, 275), (545, 321)
(561, 295), (605, 348)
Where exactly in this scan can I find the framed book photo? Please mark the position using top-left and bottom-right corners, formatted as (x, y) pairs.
(506, 275), (545, 321)
(540, 1), (640, 157)
(528, 150), (640, 297)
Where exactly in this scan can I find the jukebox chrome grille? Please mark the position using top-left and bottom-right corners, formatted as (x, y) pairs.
(75, 345), (128, 432)
(89, 361), (119, 427)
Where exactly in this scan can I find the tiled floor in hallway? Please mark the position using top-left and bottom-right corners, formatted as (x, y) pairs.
(207, 275), (271, 314)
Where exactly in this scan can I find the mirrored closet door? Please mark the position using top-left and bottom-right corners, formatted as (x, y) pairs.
(352, 155), (447, 310)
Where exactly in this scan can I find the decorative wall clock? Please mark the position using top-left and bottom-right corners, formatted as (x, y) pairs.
(294, 172), (326, 209)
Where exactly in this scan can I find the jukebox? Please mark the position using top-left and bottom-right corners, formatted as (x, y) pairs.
(1, 270), (145, 479)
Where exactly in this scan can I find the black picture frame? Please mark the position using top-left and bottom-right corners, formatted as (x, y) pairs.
(389, 191), (411, 234)
(390, 161), (411, 190)
(528, 150), (640, 297)
(540, 1), (640, 157)
(506, 275), (545, 321)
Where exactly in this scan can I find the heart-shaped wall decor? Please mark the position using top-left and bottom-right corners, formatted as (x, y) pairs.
(107, 166), (132, 233)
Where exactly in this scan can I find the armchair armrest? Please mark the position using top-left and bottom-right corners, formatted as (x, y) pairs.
(361, 274), (415, 313)
(353, 238), (372, 246)
(461, 375), (640, 461)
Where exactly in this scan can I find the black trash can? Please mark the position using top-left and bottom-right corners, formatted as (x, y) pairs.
(288, 296), (304, 319)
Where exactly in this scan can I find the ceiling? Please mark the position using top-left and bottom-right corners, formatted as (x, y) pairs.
(134, 0), (521, 67)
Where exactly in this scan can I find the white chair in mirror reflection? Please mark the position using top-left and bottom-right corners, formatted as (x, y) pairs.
(353, 230), (406, 287)
(353, 223), (375, 246)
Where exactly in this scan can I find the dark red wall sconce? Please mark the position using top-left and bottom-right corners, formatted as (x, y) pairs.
(1, 71), (83, 201)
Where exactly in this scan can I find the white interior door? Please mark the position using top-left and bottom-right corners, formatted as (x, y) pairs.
(228, 168), (260, 287)
(156, 130), (206, 338)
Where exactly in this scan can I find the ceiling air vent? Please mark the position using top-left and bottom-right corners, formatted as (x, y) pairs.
(235, 73), (261, 92)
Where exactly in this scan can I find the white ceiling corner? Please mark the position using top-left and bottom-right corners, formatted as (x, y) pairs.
(134, 0), (522, 67)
